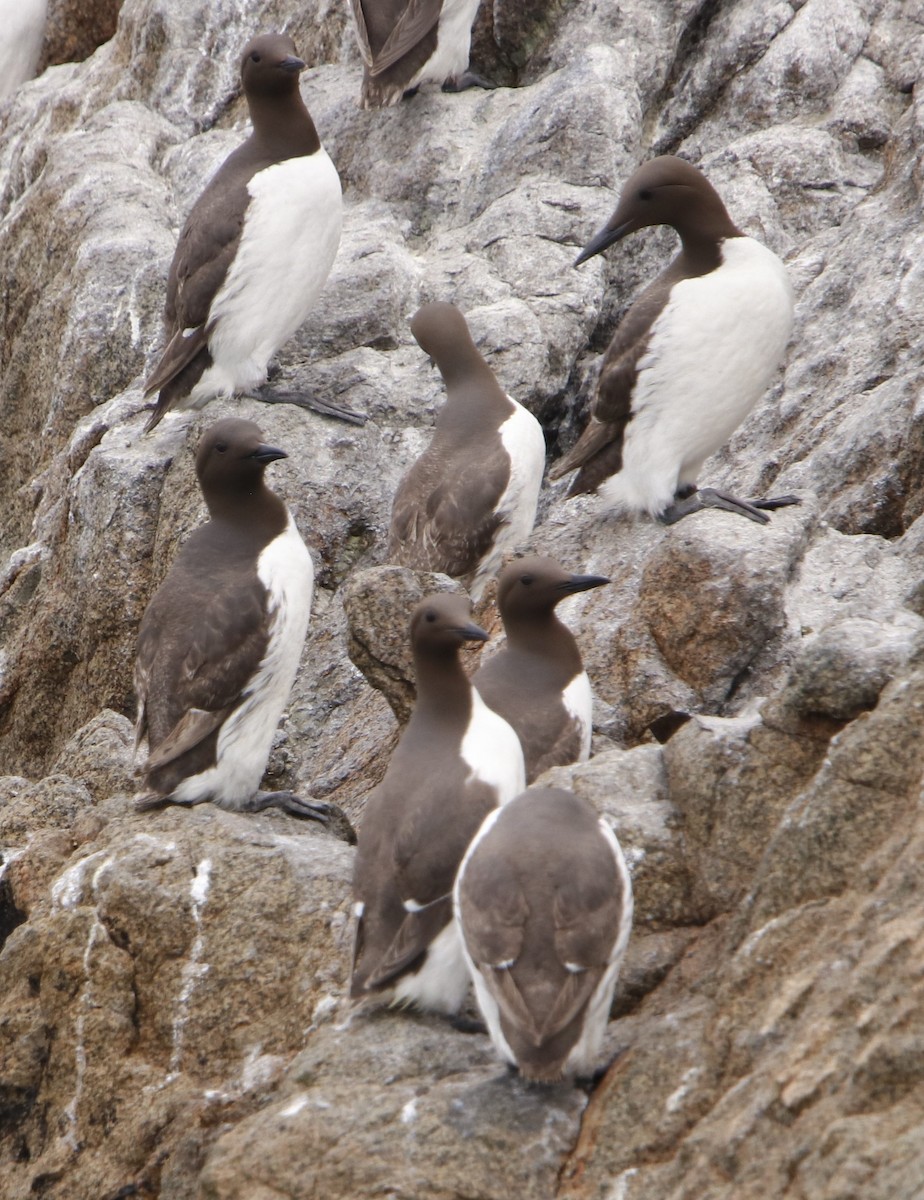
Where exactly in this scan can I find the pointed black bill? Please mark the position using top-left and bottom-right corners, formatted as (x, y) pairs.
(574, 221), (633, 267)
(557, 574), (610, 595)
(251, 444), (288, 465)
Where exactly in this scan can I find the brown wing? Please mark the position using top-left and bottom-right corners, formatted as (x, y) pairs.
(550, 264), (681, 494)
(144, 153), (252, 398)
(352, 758), (498, 995)
(135, 547), (270, 775)
(354, 0), (443, 75)
(388, 441), (508, 579)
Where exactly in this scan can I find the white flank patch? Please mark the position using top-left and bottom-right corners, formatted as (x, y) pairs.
(0, 0), (47, 99)
(459, 687), (526, 804)
(172, 516), (314, 807)
(186, 150), (342, 407)
(408, 0), (481, 88)
(392, 918), (470, 1014)
(564, 820), (633, 1077)
(600, 236), (794, 517)
(562, 671), (594, 762)
(470, 399), (545, 601)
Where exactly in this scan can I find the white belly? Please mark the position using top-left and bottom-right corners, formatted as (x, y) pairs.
(409, 0), (481, 88)
(601, 237), (794, 517)
(172, 517), (314, 807)
(191, 150), (342, 404)
(469, 399), (545, 600)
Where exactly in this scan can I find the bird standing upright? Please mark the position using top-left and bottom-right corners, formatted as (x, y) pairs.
(473, 556), (608, 783)
(388, 302), (545, 601)
(350, 0), (492, 109)
(551, 155), (796, 525)
(351, 592), (525, 1014)
(134, 418), (328, 822)
(143, 33), (361, 432)
(455, 785), (633, 1081)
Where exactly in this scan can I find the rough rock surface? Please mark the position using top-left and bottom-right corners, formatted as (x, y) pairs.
(2, 0), (924, 1195)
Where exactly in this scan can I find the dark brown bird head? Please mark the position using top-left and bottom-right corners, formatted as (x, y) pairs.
(195, 418), (287, 514)
(496, 556), (609, 621)
(410, 592), (489, 658)
(240, 32), (305, 99)
(575, 155), (741, 265)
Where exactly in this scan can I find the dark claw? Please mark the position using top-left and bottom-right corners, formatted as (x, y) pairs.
(448, 1014), (488, 1035)
(252, 386), (367, 427)
(749, 494), (801, 511)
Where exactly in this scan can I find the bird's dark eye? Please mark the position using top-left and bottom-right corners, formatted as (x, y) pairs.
(250, 52), (261, 63)
(425, 611), (437, 623)
(215, 442), (228, 453)
(521, 574), (534, 585)
(639, 188), (653, 201)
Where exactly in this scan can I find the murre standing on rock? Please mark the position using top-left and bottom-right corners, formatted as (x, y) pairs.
(455, 785), (633, 1081)
(134, 418), (329, 822)
(550, 155), (796, 525)
(350, 0), (493, 108)
(351, 592), (525, 1014)
(143, 33), (363, 433)
(388, 302), (545, 601)
(473, 556), (608, 783)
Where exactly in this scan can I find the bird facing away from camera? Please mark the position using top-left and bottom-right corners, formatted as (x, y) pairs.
(455, 785), (633, 1081)
(388, 302), (545, 601)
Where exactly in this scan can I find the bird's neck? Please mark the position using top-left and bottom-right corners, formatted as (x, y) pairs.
(412, 650), (475, 728)
(248, 90), (321, 160)
(505, 612), (582, 672)
(206, 485), (288, 548)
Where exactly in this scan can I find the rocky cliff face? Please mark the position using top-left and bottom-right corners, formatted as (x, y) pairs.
(1, 0), (923, 1196)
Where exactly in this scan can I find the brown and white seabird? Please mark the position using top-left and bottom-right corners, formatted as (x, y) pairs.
(134, 417), (328, 822)
(388, 302), (545, 601)
(350, 0), (493, 108)
(550, 155), (796, 525)
(473, 556), (608, 783)
(455, 785), (633, 1081)
(351, 592), (525, 1014)
(143, 33), (362, 432)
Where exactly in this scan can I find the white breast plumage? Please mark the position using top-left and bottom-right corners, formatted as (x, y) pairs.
(601, 236), (794, 517)
(459, 687), (526, 805)
(190, 150), (343, 406)
(171, 515), (314, 807)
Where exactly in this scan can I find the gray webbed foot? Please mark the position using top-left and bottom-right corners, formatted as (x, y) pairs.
(246, 790), (334, 824)
(442, 71), (497, 93)
(251, 385), (367, 427)
(660, 486), (791, 526)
